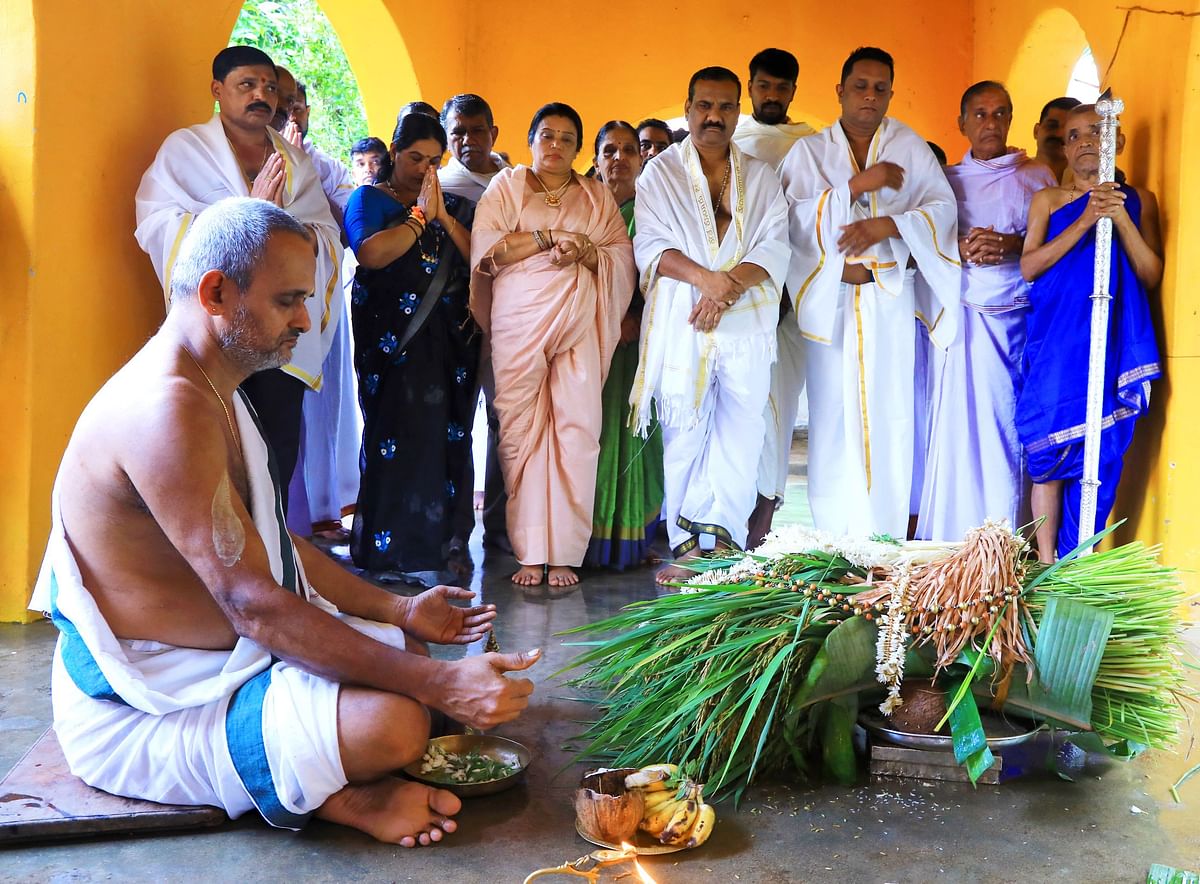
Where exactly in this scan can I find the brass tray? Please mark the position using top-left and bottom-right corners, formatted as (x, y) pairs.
(402, 734), (531, 798)
(859, 712), (1043, 751)
(575, 822), (689, 856)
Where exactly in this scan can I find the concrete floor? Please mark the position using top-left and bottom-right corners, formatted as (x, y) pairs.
(2, 481), (1199, 881)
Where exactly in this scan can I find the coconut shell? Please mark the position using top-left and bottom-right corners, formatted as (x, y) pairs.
(574, 768), (645, 843)
(890, 679), (949, 734)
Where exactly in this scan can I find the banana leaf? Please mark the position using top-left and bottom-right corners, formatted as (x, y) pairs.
(1147, 864), (1200, 884)
(946, 675), (995, 785)
(1028, 595), (1114, 729)
(792, 615), (877, 708)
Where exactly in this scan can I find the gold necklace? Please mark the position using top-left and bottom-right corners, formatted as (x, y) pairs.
(531, 169), (572, 207)
(182, 348), (242, 454)
(713, 157), (731, 212)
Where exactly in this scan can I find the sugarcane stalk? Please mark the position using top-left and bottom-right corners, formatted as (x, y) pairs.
(1078, 91), (1124, 553)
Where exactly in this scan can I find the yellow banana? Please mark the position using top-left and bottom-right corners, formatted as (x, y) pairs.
(624, 764), (677, 789)
(639, 797), (685, 836)
(683, 803), (716, 848)
(658, 792), (700, 845)
(641, 788), (682, 813)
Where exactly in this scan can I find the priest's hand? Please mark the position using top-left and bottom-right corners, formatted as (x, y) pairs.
(436, 650), (540, 730)
(397, 586), (497, 646)
(251, 152), (286, 206)
(849, 161), (905, 200)
(837, 216), (897, 256)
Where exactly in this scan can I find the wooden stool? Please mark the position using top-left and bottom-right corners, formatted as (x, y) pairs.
(0, 729), (225, 844)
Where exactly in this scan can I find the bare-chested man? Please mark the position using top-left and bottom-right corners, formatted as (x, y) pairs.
(32, 197), (540, 846)
(1017, 104), (1162, 561)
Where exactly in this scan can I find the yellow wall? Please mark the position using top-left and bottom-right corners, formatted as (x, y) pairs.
(2, 1), (1198, 619)
(383, 4), (973, 165)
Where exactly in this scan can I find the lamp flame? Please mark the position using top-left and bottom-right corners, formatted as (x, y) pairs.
(618, 843), (658, 884)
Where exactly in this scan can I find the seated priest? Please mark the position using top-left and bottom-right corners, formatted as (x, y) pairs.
(30, 197), (541, 846)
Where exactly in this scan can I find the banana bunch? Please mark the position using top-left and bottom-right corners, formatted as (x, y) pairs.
(624, 764), (716, 848)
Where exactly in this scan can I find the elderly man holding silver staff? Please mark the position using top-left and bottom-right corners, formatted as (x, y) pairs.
(1016, 101), (1163, 562)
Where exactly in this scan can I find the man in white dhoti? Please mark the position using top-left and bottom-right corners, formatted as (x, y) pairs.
(780, 46), (960, 538)
(917, 82), (1056, 540)
(732, 48), (818, 547)
(277, 74), (361, 541)
(630, 66), (790, 583)
(439, 93), (514, 555)
(33, 198), (539, 845)
(134, 47), (343, 513)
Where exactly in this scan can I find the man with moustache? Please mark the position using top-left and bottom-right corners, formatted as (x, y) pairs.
(135, 46), (342, 511)
(1017, 104), (1162, 561)
(438, 93), (510, 202)
(438, 93), (513, 555)
(636, 118), (674, 162)
(631, 67), (790, 582)
(917, 82), (1056, 541)
(1032, 96), (1081, 183)
(780, 46), (960, 538)
(732, 48), (817, 547)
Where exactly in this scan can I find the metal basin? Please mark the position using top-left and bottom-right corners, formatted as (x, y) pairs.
(402, 734), (531, 798)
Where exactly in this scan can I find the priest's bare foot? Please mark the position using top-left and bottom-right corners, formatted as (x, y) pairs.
(317, 777), (461, 847)
(511, 564), (544, 586)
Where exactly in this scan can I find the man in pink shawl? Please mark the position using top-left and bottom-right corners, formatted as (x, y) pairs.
(470, 103), (635, 589)
(917, 82), (1056, 540)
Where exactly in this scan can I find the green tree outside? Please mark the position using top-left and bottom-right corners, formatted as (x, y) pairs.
(229, 0), (371, 164)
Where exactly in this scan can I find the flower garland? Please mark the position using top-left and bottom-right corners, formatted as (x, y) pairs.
(875, 561), (912, 715)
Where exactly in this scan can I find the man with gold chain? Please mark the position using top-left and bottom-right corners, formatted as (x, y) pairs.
(630, 66), (790, 583)
(135, 46), (342, 511)
(780, 46), (960, 538)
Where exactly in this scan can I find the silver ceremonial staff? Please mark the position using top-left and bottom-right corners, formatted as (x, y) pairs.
(1078, 90), (1124, 553)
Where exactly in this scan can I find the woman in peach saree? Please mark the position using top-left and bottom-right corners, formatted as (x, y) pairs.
(470, 103), (635, 589)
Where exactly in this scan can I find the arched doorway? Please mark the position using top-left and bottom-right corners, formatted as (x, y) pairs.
(229, 0), (421, 155)
(1003, 7), (1092, 154)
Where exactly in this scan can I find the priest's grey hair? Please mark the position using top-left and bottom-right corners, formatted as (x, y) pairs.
(169, 197), (309, 306)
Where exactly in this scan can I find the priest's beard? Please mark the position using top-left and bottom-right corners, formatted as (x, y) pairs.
(219, 303), (296, 373)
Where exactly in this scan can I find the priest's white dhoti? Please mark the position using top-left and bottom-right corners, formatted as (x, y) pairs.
(30, 392), (403, 829)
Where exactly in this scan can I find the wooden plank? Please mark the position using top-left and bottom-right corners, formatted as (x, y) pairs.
(0, 730), (225, 844)
(869, 743), (1002, 785)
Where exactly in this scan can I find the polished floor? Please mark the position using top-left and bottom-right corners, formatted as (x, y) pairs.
(2, 470), (1198, 881)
